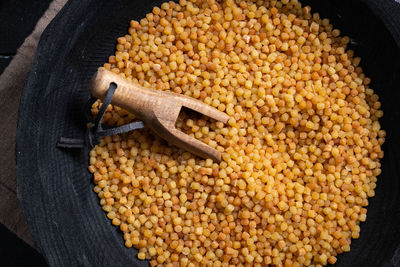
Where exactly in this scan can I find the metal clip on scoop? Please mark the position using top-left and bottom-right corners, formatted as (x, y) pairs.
(90, 69), (229, 162)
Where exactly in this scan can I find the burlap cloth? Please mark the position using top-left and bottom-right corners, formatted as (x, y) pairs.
(0, 0), (67, 248)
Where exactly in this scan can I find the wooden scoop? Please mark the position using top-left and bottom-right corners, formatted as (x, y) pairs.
(90, 69), (229, 162)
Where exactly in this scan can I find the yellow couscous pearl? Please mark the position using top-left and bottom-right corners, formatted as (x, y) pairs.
(89, 0), (385, 266)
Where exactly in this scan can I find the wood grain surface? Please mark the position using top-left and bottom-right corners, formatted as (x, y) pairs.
(91, 69), (229, 162)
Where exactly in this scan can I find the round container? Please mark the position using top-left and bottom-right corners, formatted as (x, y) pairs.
(17, 0), (400, 266)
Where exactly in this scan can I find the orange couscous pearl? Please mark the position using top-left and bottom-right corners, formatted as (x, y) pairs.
(89, 0), (385, 266)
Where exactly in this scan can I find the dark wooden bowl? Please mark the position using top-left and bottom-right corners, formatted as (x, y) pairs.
(16, 0), (400, 266)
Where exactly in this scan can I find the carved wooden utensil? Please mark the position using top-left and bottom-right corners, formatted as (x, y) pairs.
(90, 69), (230, 162)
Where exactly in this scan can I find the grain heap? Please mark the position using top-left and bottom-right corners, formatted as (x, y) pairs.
(88, 0), (385, 266)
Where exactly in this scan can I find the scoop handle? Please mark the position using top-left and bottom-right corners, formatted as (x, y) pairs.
(90, 69), (161, 120)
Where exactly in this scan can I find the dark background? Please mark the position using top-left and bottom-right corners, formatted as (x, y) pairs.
(0, 0), (51, 266)
(0, 0), (51, 74)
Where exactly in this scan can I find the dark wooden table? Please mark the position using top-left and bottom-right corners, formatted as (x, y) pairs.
(0, 0), (51, 265)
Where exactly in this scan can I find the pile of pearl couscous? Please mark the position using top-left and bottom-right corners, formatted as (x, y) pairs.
(88, 0), (385, 266)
